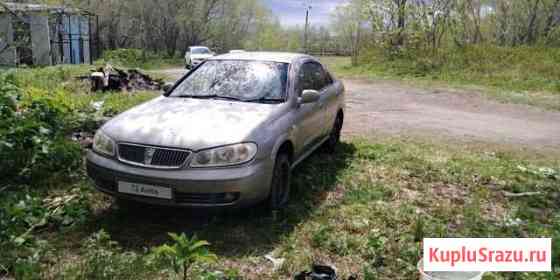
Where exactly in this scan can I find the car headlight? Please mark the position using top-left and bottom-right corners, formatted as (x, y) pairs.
(92, 130), (115, 156)
(190, 143), (257, 167)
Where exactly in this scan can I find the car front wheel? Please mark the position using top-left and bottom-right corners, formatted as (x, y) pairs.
(268, 153), (291, 210)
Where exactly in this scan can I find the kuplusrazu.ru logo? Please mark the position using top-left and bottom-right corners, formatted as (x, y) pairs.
(423, 238), (551, 272)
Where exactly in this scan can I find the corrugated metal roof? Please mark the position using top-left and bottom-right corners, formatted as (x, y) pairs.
(0, 2), (83, 14)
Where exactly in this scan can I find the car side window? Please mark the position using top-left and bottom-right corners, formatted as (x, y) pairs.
(297, 63), (315, 95)
(297, 62), (328, 96)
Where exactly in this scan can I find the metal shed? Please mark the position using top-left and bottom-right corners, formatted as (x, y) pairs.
(0, 2), (98, 66)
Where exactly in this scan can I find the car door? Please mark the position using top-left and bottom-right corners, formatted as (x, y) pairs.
(293, 62), (325, 154)
(316, 65), (339, 136)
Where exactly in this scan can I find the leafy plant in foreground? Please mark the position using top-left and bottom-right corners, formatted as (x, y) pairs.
(149, 233), (217, 280)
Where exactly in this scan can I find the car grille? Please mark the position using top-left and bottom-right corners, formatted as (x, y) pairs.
(118, 144), (190, 168)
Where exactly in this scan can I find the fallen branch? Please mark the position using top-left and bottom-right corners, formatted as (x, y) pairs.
(13, 204), (64, 245)
(502, 191), (541, 197)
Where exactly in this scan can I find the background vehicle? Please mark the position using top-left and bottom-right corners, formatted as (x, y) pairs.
(87, 52), (345, 209)
(184, 46), (215, 69)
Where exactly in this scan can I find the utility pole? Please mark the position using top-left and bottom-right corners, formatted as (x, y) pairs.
(303, 0), (312, 53)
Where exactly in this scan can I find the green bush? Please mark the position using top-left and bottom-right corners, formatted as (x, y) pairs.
(0, 64), (161, 278)
(101, 49), (148, 67)
(0, 75), (81, 184)
(358, 44), (560, 93)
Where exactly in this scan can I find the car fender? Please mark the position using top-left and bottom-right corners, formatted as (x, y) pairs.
(270, 132), (295, 161)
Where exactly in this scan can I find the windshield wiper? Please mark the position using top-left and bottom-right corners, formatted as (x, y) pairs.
(175, 94), (244, 102)
(213, 96), (246, 101)
(175, 95), (214, 99)
(176, 95), (282, 103)
(245, 97), (285, 103)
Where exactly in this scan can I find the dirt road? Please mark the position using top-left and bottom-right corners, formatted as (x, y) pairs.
(156, 68), (560, 151)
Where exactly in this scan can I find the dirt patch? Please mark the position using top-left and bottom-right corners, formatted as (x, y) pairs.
(343, 79), (560, 151)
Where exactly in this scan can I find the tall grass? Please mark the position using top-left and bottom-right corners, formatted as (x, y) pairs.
(359, 45), (560, 92)
(98, 49), (184, 70)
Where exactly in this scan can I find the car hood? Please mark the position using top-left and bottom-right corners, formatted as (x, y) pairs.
(190, 54), (213, 60)
(102, 97), (278, 150)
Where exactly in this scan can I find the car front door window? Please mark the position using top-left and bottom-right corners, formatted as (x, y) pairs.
(311, 64), (327, 91)
(297, 63), (317, 96)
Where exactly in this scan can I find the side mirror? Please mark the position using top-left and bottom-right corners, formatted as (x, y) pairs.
(299, 89), (320, 104)
(162, 83), (173, 96)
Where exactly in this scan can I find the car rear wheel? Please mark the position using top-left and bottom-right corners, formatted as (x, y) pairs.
(323, 114), (343, 153)
(268, 153), (291, 210)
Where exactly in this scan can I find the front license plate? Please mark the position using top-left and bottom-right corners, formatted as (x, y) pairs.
(118, 181), (172, 199)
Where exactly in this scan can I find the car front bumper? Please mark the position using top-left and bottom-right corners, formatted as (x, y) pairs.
(86, 151), (274, 208)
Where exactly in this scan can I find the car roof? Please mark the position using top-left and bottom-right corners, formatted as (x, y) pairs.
(209, 52), (312, 64)
(190, 46), (209, 49)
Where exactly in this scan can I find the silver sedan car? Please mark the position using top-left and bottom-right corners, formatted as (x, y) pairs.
(86, 52), (345, 209)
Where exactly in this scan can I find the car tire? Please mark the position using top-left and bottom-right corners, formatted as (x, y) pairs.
(268, 153), (291, 210)
(323, 114), (343, 153)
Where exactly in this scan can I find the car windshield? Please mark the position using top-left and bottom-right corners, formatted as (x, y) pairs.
(170, 60), (289, 103)
(191, 47), (210, 54)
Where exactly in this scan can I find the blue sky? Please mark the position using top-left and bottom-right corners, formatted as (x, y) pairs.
(263, 0), (347, 27)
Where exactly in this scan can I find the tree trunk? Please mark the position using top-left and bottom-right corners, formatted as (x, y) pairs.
(395, 0), (407, 46)
(543, 0), (560, 39)
(352, 22), (361, 66)
(526, 0), (542, 44)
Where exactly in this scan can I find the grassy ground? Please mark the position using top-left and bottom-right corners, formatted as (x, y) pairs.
(4, 64), (160, 118)
(6, 136), (559, 279)
(320, 46), (560, 111)
(1, 63), (559, 279)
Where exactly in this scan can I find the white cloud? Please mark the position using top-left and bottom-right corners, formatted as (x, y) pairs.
(264, 0), (349, 27)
